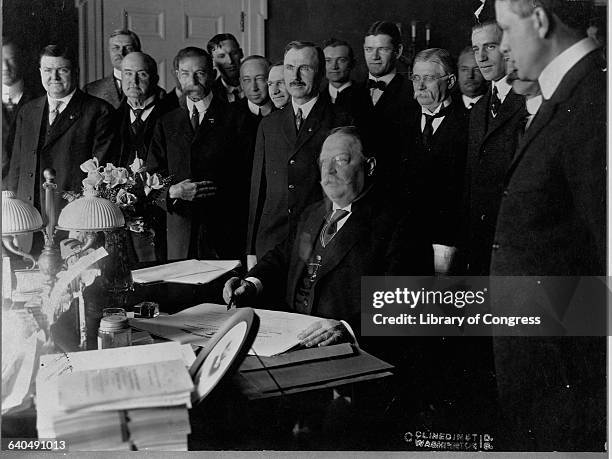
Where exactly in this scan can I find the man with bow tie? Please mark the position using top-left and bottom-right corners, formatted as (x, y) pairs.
(399, 48), (469, 275)
(225, 126), (432, 344)
(147, 47), (238, 260)
(7, 44), (115, 252)
(462, 19), (526, 275)
(362, 21), (417, 180)
(84, 29), (141, 108)
(246, 41), (352, 260)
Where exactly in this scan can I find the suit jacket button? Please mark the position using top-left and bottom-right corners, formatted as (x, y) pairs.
(27, 196), (32, 201)
(303, 300), (308, 306)
(288, 208), (292, 214)
(492, 243), (500, 250)
(289, 184), (295, 190)
(289, 159), (295, 165)
(28, 172), (34, 178)
(502, 189), (509, 197)
(480, 214), (486, 221)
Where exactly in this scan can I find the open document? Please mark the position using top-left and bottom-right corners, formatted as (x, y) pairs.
(129, 303), (323, 357)
(131, 259), (241, 285)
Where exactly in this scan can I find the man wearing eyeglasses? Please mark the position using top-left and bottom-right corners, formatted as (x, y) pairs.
(463, 19), (526, 275)
(362, 21), (417, 182)
(400, 48), (469, 276)
(247, 41), (351, 260)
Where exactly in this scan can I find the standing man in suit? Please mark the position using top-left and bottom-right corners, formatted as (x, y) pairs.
(2, 38), (41, 179)
(207, 33), (244, 104)
(489, 0), (606, 450)
(401, 48), (469, 275)
(112, 52), (173, 262)
(231, 55), (274, 258)
(246, 41), (350, 259)
(463, 19), (525, 275)
(7, 44), (115, 224)
(84, 29), (141, 108)
(363, 21), (416, 177)
(267, 62), (290, 109)
(321, 38), (371, 127)
(456, 46), (487, 110)
(147, 47), (237, 261)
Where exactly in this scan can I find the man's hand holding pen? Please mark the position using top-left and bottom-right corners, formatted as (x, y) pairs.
(223, 277), (258, 309)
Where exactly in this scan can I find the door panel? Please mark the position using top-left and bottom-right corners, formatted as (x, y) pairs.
(103, 0), (243, 90)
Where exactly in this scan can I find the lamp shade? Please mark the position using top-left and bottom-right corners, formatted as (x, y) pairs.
(2, 191), (44, 235)
(57, 188), (125, 231)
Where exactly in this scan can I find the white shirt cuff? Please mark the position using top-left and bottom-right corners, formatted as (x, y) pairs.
(245, 276), (263, 294)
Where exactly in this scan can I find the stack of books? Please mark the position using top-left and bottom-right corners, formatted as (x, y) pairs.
(36, 342), (195, 451)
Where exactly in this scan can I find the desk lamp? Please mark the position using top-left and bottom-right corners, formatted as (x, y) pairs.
(2, 190), (44, 268)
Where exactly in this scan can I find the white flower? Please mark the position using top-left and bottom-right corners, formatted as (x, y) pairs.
(144, 172), (163, 196)
(115, 188), (137, 207)
(80, 157), (100, 174)
(103, 164), (129, 188)
(82, 170), (104, 188)
(130, 157), (146, 174)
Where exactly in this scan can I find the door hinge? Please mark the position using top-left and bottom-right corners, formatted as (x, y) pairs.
(240, 11), (245, 32)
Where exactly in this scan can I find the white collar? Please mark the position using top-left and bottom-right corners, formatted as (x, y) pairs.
(368, 69), (396, 84)
(247, 100), (261, 116)
(291, 95), (318, 119)
(332, 202), (352, 212)
(2, 80), (24, 104)
(538, 37), (598, 100)
(492, 77), (512, 102)
(462, 94), (483, 108)
(329, 81), (352, 98)
(421, 97), (452, 115)
(47, 89), (76, 110)
(113, 68), (122, 80)
(526, 94), (543, 116)
(186, 91), (213, 114)
(128, 94), (156, 110)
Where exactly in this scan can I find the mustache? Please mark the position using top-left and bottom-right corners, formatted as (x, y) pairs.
(289, 81), (306, 87)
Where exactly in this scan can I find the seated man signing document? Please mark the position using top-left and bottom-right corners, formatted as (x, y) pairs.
(223, 126), (432, 347)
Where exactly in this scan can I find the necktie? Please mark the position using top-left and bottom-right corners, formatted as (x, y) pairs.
(490, 85), (500, 118)
(130, 100), (156, 134)
(295, 107), (303, 132)
(321, 209), (350, 247)
(367, 79), (387, 91)
(422, 105), (449, 149)
(191, 105), (200, 132)
(49, 100), (62, 126)
(5, 96), (15, 113)
(231, 89), (241, 102)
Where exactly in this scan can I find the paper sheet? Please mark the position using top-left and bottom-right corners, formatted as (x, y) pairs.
(131, 259), (240, 284)
(129, 303), (323, 357)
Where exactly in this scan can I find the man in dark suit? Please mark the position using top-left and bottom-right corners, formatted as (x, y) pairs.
(489, 0), (606, 451)
(112, 52), (174, 167)
(226, 126), (432, 341)
(230, 55), (275, 258)
(7, 44), (114, 217)
(147, 47), (237, 261)
(84, 29), (141, 108)
(400, 48), (469, 275)
(456, 45), (487, 110)
(320, 38), (371, 128)
(362, 21), (416, 177)
(207, 33), (244, 104)
(463, 20), (526, 275)
(2, 38), (41, 179)
(247, 41), (350, 260)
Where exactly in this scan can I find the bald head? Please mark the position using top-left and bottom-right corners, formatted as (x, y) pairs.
(121, 52), (159, 102)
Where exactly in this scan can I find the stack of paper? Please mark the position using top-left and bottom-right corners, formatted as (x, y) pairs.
(36, 342), (195, 451)
(131, 259), (240, 285)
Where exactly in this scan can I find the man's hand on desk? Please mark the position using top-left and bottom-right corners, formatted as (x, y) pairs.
(297, 319), (351, 347)
(169, 179), (217, 201)
(223, 277), (257, 306)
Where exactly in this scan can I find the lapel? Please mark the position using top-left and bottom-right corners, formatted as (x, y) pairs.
(479, 89), (524, 149)
(44, 90), (83, 148)
(26, 96), (46, 151)
(294, 96), (326, 153)
(192, 95), (223, 144)
(470, 88), (489, 147)
(507, 50), (602, 176)
(280, 100), (298, 147)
